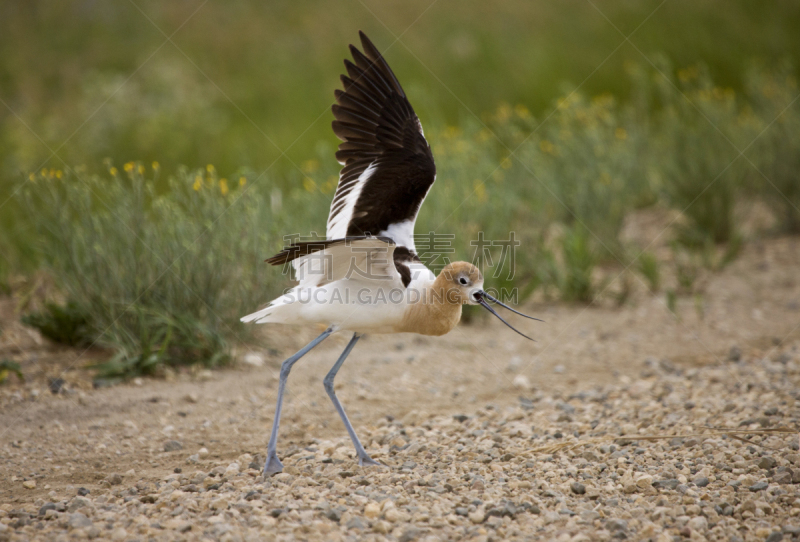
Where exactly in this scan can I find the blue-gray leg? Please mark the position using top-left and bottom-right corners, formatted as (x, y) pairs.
(264, 327), (333, 476)
(323, 333), (381, 467)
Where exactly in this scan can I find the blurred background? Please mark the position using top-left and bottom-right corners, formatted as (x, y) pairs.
(1, 0), (798, 382)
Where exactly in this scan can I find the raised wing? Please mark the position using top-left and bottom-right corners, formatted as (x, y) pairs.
(327, 31), (436, 252)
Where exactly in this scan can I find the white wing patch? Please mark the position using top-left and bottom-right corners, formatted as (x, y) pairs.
(326, 161), (377, 239)
(378, 219), (416, 252)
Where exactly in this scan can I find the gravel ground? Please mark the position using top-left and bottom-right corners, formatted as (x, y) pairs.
(2, 342), (799, 541)
(2, 237), (800, 541)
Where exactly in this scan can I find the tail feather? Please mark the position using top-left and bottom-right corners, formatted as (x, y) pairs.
(240, 306), (274, 324)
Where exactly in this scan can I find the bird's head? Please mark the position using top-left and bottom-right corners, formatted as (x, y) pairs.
(438, 261), (483, 305)
(436, 261), (542, 340)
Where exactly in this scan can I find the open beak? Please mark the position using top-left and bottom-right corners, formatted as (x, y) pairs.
(480, 291), (544, 322)
(473, 290), (539, 341)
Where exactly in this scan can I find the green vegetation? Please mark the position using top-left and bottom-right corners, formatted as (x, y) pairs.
(18, 165), (327, 378)
(0, 360), (24, 384)
(2, 1), (799, 378)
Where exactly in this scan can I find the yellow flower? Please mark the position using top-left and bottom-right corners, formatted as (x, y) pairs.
(678, 65), (698, 83)
(302, 177), (317, 192)
(124, 162), (134, 173)
(615, 127), (628, 140)
(501, 157), (512, 170)
(40, 168), (47, 176)
(55, 170), (63, 179)
(152, 161), (160, 171)
(474, 180), (487, 202)
(301, 159), (319, 174)
(220, 178), (229, 196)
(495, 103), (511, 122)
(539, 140), (555, 154)
(109, 167), (118, 176)
(49, 168), (56, 177)
(138, 164), (145, 175)
(514, 104), (530, 119)
(193, 176), (202, 191)
(323, 175), (338, 193)
(238, 176), (247, 187)
(28, 173), (35, 182)
(444, 126), (461, 139)
(206, 164), (215, 174)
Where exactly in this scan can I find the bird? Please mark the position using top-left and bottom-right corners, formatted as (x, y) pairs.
(242, 31), (540, 476)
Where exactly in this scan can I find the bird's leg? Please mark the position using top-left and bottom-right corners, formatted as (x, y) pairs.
(264, 327), (333, 476)
(323, 333), (381, 467)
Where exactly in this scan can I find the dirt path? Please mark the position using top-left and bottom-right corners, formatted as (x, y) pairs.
(1, 237), (799, 540)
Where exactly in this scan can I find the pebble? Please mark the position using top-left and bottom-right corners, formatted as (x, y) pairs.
(22, 480), (36, 489)
(68, 512), (92, 529)
(570, 481), (586, 494)
(163, 440), (183, 452)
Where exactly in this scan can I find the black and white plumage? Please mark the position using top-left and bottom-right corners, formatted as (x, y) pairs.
(327, 31), (436, 253)
(241, 32), (538, 476)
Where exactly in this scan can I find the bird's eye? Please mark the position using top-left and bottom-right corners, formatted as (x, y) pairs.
(459, 277), (468, 285)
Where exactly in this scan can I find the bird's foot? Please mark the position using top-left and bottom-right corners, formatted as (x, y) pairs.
(263, 453), (284, 476)
(358, 454), (384, 468)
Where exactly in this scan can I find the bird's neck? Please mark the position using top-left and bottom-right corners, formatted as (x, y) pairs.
(397, 274), (462, 336)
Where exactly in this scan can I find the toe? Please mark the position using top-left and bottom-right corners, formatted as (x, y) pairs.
(358, 455), (383, 467)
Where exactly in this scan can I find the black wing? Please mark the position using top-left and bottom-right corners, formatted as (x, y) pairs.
(327, 31), (436, 252)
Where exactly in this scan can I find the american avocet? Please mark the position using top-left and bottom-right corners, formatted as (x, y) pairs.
(242, 31), (539, 475)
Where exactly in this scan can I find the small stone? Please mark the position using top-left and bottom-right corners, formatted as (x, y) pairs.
(399, 527), (420, 542)
(728, 346), (742, 361)
(22, 480), (36, 489)
(455, 507), (469, 516)
(512, 374), (532, 390)
(106, 473), (122, 485)
(48, 378), (66, 394)
(749, 481), (769, 492)
(163, 440), (183, 452)
(693, 477), (710, 488)
(346, 517), (365, 530)
(68, 512), (92, 529)
(653, 479), (680, 490)
(242, 352), (265, 367)
(774, 471), (792, 485)
(38, 503), (56, 516)
(325, 508), (342, 522)
(765, 533), (783, 542)
(364, 502), (381, 519)
(759, 456), (777, 469)
(469, 507), (486, 524)
(687, 516), (707, 532)
(373, 520), (390, 534)
(77, 487), (90, 496)
(606, 519), (627, 531)
(68, 497), (91, 512)
(570, 482), (586, 495)
(184, 393), (199, 403)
